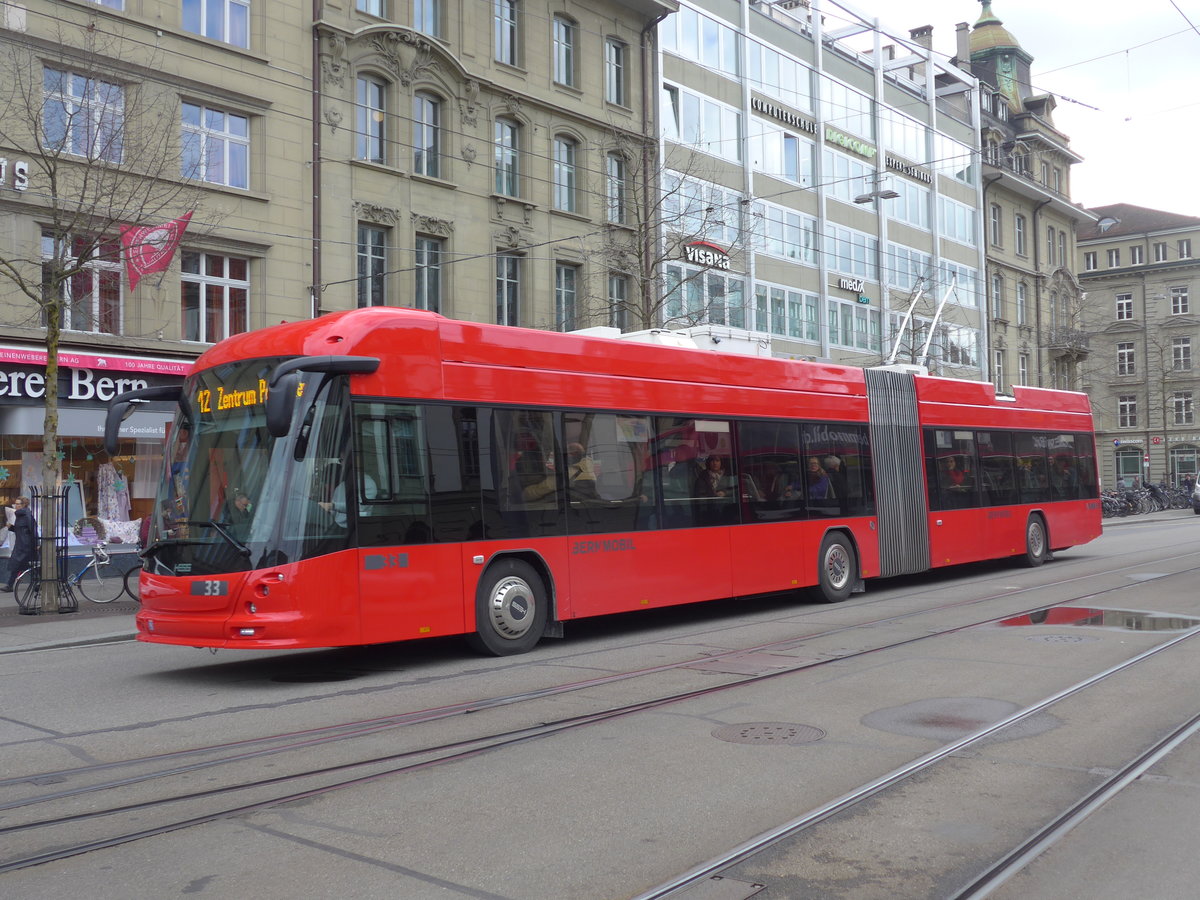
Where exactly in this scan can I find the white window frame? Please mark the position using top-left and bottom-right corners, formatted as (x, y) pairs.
(494, 118), (520, 196)
(555, 262), (579, 331)
(356, 76), (386, 164)
(43, 68), (125, 164)
(496, 253), (521, 325)
(414, 235), (443, 313)
(605, 38), (627, 106)
(1171, 286), (1190, 315)
(180, 251), (249, 343)
(1118, 395), (1137, 428)
(413, 92), (440, 177)
(553, 16), (576, 87)
(494, 0), (518, 66)
(1174, 391), (1195, 426)
(1173, 336), (1192, 372)
(1117, 341), (1136, 376)
(182, 102), (249, 188)
(552, 136), (577, 212)
(1014, 214), (1026, 256)
(1116, 293), (1133, 320)
(413, 0), (439, 36)
(606, 153), (626, 225)
(1129, 244), (1144, 265)
(182, 0), (249, 48)
(356, 224), (387, 308)
(41, 232), (123, 334)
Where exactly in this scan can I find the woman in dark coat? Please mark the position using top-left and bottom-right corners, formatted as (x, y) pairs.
(3, 497), (38, 592)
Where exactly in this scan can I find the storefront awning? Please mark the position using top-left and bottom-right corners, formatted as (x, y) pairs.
(0, 406), (175, 439)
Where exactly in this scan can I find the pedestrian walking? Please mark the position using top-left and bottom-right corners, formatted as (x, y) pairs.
(2, 497), (38, 594)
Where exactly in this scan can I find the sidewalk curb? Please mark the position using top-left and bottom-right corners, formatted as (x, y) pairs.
(0, 631), (138, 654)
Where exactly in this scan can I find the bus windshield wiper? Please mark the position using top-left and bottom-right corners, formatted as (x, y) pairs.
(182, 520), (252, 558)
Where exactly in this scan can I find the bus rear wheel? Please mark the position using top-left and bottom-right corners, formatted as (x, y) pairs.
(814, 533), (855, 603)
(467, 559), (548, 656)
(1022, 514), (1048, 567)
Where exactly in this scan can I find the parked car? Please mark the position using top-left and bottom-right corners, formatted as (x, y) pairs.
(1192, 484), (1200, 515)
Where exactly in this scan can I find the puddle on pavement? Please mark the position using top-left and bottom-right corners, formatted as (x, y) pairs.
(863, 697), (1060, 743)
(995, 607), (1200, 632)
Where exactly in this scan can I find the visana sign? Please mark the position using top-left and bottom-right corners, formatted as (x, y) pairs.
(683, 241), (731, 270)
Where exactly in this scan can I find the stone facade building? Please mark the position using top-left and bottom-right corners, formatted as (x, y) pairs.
(969, 1), (1092, 394)
(1078, 204), (1200, 487)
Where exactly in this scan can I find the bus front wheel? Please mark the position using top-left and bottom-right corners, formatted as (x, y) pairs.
(467, 559), (548, 656)
(814, 533), (856, 604)
(1023, 514), (1048, 567)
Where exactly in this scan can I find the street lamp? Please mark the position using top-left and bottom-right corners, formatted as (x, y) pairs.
(854, 188), (899, 203)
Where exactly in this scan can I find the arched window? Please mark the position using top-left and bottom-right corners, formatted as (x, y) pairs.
(413, 92), (440, 177)
(606, 153), (626, 224)
(356, 75), (386, 164)
(494, 118), (520, 196)
(552, 136), (577, 212)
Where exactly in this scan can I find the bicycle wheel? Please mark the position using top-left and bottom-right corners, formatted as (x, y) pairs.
(123, 562), (142, 602)
(13, 569), (39, 612)
(76, 563), (125, 604)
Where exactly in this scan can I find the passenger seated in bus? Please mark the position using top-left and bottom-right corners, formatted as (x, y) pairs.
(693, 455), (733, 498)
(940, 456), (973, 506)
(802, 456), (833, 499)
(320, 472), (378, 527)
(563, 442), (599, 499)
(227, 491), (253, 536)
(660, 444), (702, 500)
(823, 455), (848, 503)
(1051, 455), (1079, 500)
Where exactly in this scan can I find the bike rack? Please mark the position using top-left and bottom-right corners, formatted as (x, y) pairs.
(24, 486), (79, 615)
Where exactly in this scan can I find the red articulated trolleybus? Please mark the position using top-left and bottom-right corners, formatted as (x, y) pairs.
(106, 308), (1102, 655)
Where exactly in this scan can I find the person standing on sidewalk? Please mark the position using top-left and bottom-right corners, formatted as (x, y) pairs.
(2, 497), (38, 594)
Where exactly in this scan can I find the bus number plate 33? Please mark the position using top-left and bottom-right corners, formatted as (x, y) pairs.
(191, 580), (229, 596)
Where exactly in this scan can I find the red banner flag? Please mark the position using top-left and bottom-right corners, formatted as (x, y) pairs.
(120, 211), (193, 291)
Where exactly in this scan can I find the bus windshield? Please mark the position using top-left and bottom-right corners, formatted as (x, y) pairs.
(149, 358), (354, 576)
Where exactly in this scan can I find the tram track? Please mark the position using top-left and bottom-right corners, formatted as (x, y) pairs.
(2, 536), (1195, 804)
(632, 627), (1200, 899)
(2, 541), (1199, 876)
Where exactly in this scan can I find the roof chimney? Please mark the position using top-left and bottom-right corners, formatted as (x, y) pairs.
(954, 22), (971, 70)
(909, 25), (933, 49)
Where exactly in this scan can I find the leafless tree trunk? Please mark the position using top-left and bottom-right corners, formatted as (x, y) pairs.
(0, 14), (207, 610)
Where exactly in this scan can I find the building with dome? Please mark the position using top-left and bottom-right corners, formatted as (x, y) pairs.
(969, 0), (1095, 395)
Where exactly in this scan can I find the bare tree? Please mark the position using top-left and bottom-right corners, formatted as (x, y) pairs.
(570, 132), (752, 333)
(0, 15), (206, 610)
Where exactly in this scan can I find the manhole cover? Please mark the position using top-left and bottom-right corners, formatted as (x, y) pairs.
(271, 671), (362, 683)
(711, 722), (825, 745)
(1026, 634), (1100, 644)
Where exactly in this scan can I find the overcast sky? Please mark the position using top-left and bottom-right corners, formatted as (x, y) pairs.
(869, 1), (1200, 216)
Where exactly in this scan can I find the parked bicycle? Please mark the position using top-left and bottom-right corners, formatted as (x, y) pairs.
(13, 542), (137, 610)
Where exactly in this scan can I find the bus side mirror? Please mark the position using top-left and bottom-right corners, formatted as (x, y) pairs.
(266, 372), (301, 437)
(266, 355), (380, 438)
(105, 385), (183, 455)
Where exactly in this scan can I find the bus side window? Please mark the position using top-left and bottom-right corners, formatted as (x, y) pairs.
(562, 412), (655, 535)
(736, 420), (805, 522)
(484, 408), (564, 539)
(978, 431), (1017, 507)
